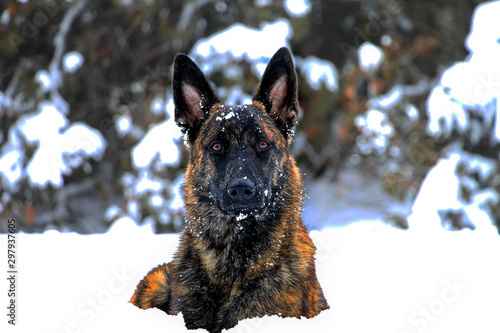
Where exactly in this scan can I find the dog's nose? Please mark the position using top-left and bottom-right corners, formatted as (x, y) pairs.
(227, 178), (256, 201)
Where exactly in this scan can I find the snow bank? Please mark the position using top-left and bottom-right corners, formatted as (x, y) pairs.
(409, 151), (499, 232)
(408, 153), (463, 231)
(2, 223), (499, 333)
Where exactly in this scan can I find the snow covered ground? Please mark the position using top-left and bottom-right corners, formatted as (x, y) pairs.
(303, 169), (409, 230)
(1, 220), (499, 333)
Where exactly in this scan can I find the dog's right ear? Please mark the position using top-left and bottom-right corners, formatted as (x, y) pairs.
(173, 54), (220, 143)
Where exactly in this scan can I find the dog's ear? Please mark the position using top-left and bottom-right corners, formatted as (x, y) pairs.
(173, 54), (220, 143)
(253, 47), (298, 139)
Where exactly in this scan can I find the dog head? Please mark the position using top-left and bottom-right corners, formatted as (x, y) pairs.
(173, 47), (299, 220)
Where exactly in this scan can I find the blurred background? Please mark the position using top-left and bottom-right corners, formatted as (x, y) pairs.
(0, 0), (499, 234)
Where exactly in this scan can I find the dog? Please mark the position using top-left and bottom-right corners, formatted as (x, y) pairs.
(130, 47), (329, 332)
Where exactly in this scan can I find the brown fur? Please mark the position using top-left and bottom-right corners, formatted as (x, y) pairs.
(131, 47), (329, 332)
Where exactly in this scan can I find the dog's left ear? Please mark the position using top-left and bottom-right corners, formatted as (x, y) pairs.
(253, 47), (298, 139)
(173, 54), (220, 143)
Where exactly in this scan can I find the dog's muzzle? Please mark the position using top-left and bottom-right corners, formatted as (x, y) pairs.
(227, 178), (256, 201)
(221, 177), (267, 217)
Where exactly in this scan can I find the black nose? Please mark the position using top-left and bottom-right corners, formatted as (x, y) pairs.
(227, 178), (256, 201)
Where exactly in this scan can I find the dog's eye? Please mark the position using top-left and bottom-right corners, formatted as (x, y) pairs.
(211, 142), (222, 152)
(258, 140), (269, 150)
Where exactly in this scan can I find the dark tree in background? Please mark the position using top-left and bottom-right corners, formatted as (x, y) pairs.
(0, 0), (497, 233)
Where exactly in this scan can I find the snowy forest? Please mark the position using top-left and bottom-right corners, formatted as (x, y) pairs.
(1, 0), (499, 234)
(2, 1), (500, 333)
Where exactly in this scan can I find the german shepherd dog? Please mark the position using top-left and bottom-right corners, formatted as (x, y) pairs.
(130, 47), (329, 332)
